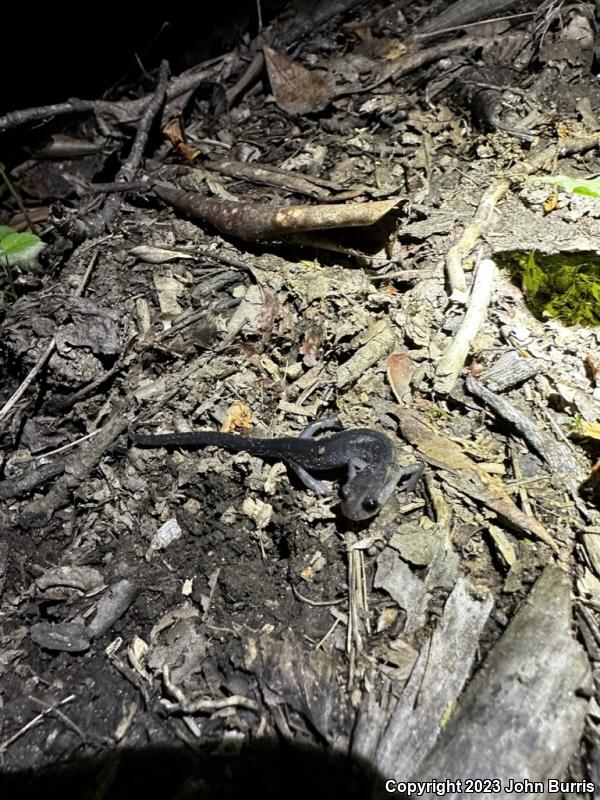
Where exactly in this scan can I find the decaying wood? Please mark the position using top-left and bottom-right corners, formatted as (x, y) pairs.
(0, 461), (65, 501)
(337, 320), (397, 389)
(154, 183), (398, 243)
(18, 412), (129, 528)
(2, 0), (599, 789)
(352, 578), (493, 775)
(245, 628), (353, 744)
(417, 0), (526, 37)
(481, 351), (543, 392)
(413, 566), (590, 798)
(446, 184), (508, 302)
(466, 374), (589, 518)
(337, 36), (490, 96)
(0, 248), (100, 425)
(52, 61), (170, 244)
(374, 549), (429, 635)
(206, 160), (335, 200)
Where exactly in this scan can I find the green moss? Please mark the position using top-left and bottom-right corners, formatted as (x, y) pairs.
(496, 250), (600, 326)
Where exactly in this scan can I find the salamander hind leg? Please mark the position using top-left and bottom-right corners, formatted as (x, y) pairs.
(299, 418), (342, 439)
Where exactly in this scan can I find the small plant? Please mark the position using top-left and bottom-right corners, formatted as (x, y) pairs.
(533, 174), (600, 199)
(0, 226), (45, 309)
(0, 226), (45, 266)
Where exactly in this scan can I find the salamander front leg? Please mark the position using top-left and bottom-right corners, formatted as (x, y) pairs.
(377, 463), (424, 506)
(396, 463), (424, 492)
(288, 461), (332, 496)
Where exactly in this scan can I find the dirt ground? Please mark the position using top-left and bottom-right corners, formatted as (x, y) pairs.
(1, 1), (600, 798)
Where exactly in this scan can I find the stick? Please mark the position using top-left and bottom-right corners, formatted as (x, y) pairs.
(433, 257), (496, 394)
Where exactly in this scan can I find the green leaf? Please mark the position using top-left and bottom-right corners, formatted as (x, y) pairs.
(0, 227), (45, 266)
(534, 174), (600, 199)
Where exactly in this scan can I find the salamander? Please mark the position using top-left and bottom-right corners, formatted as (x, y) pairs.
(131, 418), (423, 521)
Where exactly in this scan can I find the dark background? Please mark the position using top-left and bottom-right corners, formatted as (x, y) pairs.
(1, 2), (299, 114)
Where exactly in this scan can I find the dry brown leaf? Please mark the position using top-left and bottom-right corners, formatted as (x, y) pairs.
(263, 45), (333, 115)
(154, 183), (398, 243)
(220, 401), (253, 434)
(589, 458), (600, 485)
(395, 406), (559, 552)
(299, 324), (325, 367)
(585, 354), (600, 386)
(578, 420), (600, 441)
(387, 352), (416, 405)
(162, 118), (200, 162)
(543, 190), (558, 214)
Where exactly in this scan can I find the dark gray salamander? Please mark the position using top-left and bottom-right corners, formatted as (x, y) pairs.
(131, 418), (423, 521)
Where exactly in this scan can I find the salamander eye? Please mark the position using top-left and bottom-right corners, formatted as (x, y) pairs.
(362, 498), (379, 513)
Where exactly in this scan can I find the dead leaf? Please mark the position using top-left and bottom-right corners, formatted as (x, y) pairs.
(387, 352), (417, 404)
(578, 420), (600, 441)
(395, 406), (559, 553)
(221, 401), (253, 433)
(543, 190), (558, 214)
(131, 245), (189, 264)
(241, 497), (273, 530)
(152, 272), (184, 320)
(299, 324), (325, 367)
(162, 118), (200, 162)
(585, 354), (600, 386)
(263, 45), (334, 115)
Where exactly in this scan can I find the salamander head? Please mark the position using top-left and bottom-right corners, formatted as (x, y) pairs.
(339, 471), (386, 521)
(339, 461), (424, 520)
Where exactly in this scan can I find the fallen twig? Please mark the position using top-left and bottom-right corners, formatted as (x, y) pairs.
(0, 695), (76, 754)
(466, 374), (590, 519)
(394, 405), (560, 552)
(446, 182), (509, 302)
(414, 566), (589, 787)
(0, 99), (95, 135)
(52, 61), (170, 243)
(18, 412), (129, 528)
(161, 666), (259, 715)
(154, 183), (398, 243)
(0, 461), (65, 501)
(433, 257), (496, 394)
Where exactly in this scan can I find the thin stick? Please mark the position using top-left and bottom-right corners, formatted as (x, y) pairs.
(59, 61), (169, 243)
(433, 257), (496, 394)
(0, 163), (35, 231)
(28, 695), (86, 742)
(0, 695), (75, 753)
(415, 11), (535, 39)
(446, 180), (508, 302)
(0, 100), (94, 134)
